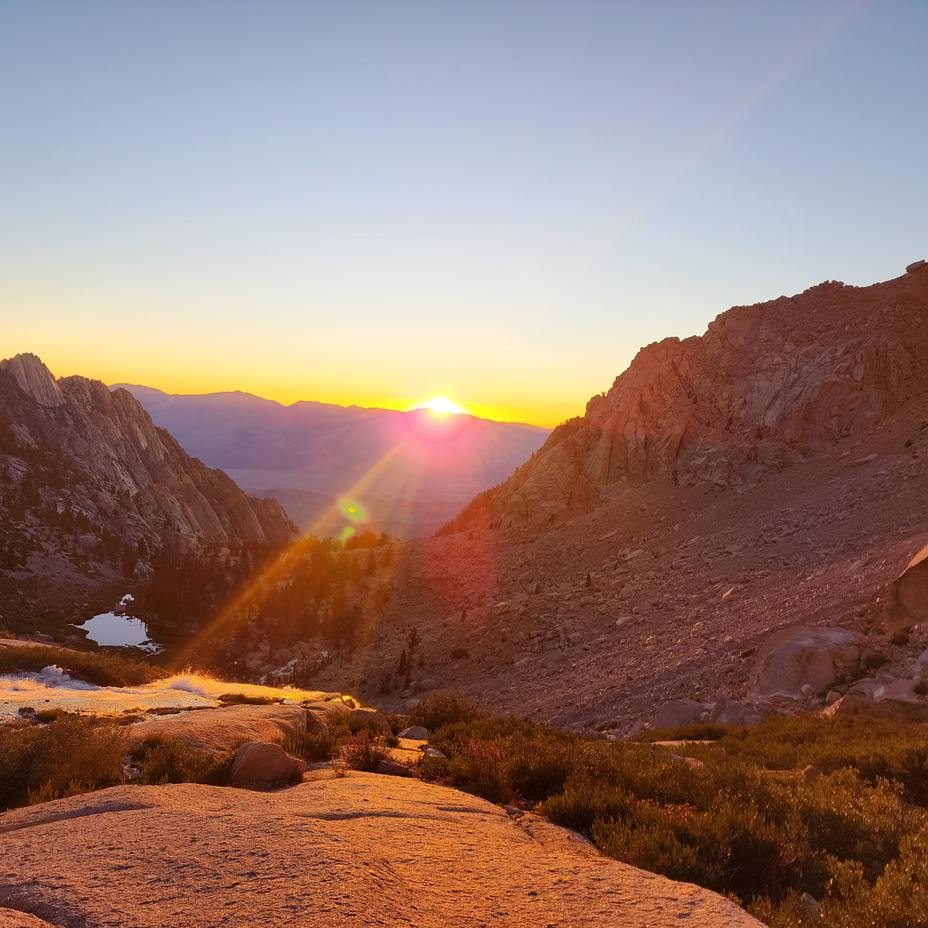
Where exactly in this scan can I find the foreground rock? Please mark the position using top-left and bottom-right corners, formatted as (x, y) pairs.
(229, 741), (307, 786)
(128, 704), (311, 754)
(0, 778), (761, 927)
(750, 626), (860, 698)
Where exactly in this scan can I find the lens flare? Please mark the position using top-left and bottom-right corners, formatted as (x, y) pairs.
(338, 497), (368, 523)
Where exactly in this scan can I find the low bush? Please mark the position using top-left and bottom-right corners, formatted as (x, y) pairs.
(409, 692), (484, 731)
(417, 710), (928, 927)
(343, 711), (398, 745)
(652, 714), (928, 807)
(283, 728), (337, 762)
(384, 712), (409, 736)
(0, 716), (126, 809)
(133, 736), (233, 786)
(0, 644), (162, 687)
(341, 731), (390, 772)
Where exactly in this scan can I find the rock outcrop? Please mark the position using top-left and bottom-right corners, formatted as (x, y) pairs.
(750, 627), (861, 698)
(0, 353), (295, 550)
(128, 704), (314, 754)
(0, 777), (762, 927)
(0, 353), (295, 627)
(229, 740), (307, 786)
(890, 543), (928, 629)
(452, 266), (928, 531)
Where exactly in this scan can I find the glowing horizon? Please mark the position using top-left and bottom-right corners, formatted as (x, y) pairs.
(3, 3), (925, 434)
(4, 346), (564, 428)
(411, 396), (468, 417)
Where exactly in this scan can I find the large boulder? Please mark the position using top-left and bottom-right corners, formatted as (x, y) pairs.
(129, 705), (311, 755)
(375, 757), (413, 778)
(0, 778), (763, 927)
(229, 741), (307, 787)
(708, 696), (764, 727)
(890, 543), (928, 629)
(653, 699), (705, 729)
(750, 627), (861, 698)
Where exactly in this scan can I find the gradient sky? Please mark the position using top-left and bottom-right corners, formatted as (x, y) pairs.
(2, 0), (926, 426)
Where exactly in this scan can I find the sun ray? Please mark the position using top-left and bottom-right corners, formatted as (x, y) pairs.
(170, 442), (409, 669)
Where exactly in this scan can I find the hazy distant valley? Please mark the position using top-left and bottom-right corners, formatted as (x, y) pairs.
(117, 384), (549, 538)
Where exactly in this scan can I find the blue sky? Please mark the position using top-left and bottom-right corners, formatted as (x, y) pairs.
(1, 0), (926, 424)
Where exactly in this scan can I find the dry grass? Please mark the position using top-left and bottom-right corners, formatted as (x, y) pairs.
(0, 643), (162, 687)
(341, 731), (390, 772)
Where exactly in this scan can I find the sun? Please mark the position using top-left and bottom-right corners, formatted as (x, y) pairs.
(415, 396), (467, 417)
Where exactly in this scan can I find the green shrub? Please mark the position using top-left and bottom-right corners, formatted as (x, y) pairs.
(385, 712), (410, 736)
(541, 776), (636, 833)
(506, 734), (582, 803)
(593, 817), (703, 885)
(443, 737), (511, 804)
(0, 716), (126, 809)
(417, 708), (928, 926)
(283, 728), (337, 762)
(341, 731), (390, 772)
(133, 736), (233, 786)
(340, 710), (399, 745)
(409, 692), (484, 731)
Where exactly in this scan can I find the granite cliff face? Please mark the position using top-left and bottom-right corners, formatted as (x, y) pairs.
(460, 264), (928, 531)
(0, 354), (295, 628)
(0, 353), (294, 549)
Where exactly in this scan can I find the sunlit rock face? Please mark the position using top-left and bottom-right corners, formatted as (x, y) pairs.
(459, 265), (928, 531)
(0, 352), (296, 551)
(0, 777), (763, 927)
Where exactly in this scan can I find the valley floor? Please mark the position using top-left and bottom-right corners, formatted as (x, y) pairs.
(312, 414), (928, 732)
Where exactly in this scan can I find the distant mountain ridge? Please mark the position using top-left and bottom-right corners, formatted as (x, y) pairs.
(115, 384), (549, 538)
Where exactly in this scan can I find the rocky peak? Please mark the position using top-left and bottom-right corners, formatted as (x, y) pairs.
(0, 354), (297, 622)
(0, 353), (62, 408)
(457, 264), (928, 530)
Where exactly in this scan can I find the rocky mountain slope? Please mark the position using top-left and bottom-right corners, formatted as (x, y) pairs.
(453, 260), (928, 532)
(0, 777), (759, 927)
(0, 354), (294, 630)
(116, 384), (548, 538)
(291, 262), (928, 731)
